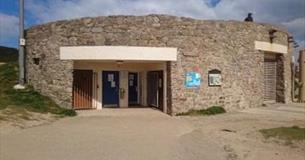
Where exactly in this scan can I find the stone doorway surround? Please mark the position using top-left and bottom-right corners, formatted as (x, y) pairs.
(255, 41), (288, 103)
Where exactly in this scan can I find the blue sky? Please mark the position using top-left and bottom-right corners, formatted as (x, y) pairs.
(0, 0), (304, 55)
(209, 0), (221, 7)
(0, 0), (33, 47)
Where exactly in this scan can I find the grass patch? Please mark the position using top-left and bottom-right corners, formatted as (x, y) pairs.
(177, 106), (226, 116)
(0, 62), (76, 117)
(260, 126), (305, 141)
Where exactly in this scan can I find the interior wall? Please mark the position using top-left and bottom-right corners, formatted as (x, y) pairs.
(92, 72), (99, 109)
(140, 71), (148, 106)
(120, 71), (128, 107)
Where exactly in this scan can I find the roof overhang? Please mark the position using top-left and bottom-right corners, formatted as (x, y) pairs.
(60, 46), (177, 61)
(255, 41), (288, 54)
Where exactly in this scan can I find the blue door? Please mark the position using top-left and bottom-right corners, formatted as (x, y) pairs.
(128, 72), (138, 105)
(102, 71), (119, 107)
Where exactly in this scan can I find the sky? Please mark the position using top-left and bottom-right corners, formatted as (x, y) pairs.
(0, 0), (304, 58)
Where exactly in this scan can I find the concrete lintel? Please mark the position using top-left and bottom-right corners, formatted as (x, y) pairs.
(255, 41), (288, 54)
(60, 46), (177, 61)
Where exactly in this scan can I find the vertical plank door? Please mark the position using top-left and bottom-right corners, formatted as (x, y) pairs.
(73, 70), (93, 109)
(264, 61), (277, 101)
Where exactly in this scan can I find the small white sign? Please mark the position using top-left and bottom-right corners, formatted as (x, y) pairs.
(209, 74), (221, 86)
(129, 74), (134, 80)
(20, 38), (26, 46)
(111, 81), (116, 88)
(108, 74), (114, 82)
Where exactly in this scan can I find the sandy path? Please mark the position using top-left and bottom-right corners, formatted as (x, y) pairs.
(180, 110), (305, 160)
(0, 108), (58, 134)
(1, 105), (304, 160)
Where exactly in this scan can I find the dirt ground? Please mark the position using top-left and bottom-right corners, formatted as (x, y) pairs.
(0, 104), (304, 160)
(0, 108), (58, 134)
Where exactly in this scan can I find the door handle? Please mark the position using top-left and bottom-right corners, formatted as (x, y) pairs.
(119, 88), (125, 99)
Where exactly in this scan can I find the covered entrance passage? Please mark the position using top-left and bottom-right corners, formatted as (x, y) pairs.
(75, 62), (168, 112)
(61, 46), (177, 114)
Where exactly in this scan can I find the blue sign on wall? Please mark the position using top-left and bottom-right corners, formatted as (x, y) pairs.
(185, 72), (201, 88)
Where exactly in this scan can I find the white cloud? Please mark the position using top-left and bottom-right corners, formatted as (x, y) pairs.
(211, 0), (305, 42)
(0, 13), (19, 44)
(293, 40), (305, 64)
(24, 0), (305, 60)
(26, 0), (217, 22)
(281, 17), (304, 60)
(2, 0), (303, 50)
(25, 0), (305, 23)
(25, 0), (304, 43)
(283, 17), (305, 41)
(298, 40), (305, 50)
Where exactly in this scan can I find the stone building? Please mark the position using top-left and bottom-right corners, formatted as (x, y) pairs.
(25, 15), (293, 115)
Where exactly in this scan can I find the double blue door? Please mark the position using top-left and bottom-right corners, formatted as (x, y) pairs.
(102, 71), (119, 107)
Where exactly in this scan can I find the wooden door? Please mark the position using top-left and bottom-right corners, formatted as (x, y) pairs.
(73, 70), (93, 109)
(264, 61), (277, 101)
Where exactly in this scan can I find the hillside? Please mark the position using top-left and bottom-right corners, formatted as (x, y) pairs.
(0, 46), (18, 62)
(0, 46), (75, 129)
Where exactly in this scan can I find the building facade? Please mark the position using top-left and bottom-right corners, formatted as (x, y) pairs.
(25, 15), (293, 115)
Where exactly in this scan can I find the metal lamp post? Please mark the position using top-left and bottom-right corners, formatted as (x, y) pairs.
(19, 0), (25, 85)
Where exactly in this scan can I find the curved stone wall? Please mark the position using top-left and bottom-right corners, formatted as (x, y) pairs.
(25, 15), (292, 113)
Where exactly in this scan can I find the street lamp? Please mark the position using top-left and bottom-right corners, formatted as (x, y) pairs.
(15, 0), (25, 89)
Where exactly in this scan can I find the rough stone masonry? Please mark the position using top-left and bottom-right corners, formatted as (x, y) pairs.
(25, 15), (292, 115)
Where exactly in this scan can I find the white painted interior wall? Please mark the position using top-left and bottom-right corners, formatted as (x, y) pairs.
(140, 71), (147, 106)
(119, 71), (128, 107)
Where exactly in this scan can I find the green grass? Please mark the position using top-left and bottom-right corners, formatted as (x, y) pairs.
(260, 126), (305, 141)
(0, 61), (76, 117)
(177, 106), (226, 116)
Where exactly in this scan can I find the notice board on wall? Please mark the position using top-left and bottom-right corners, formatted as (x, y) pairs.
(185, 72), (201, 88)
(208, 69), (221, 86)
